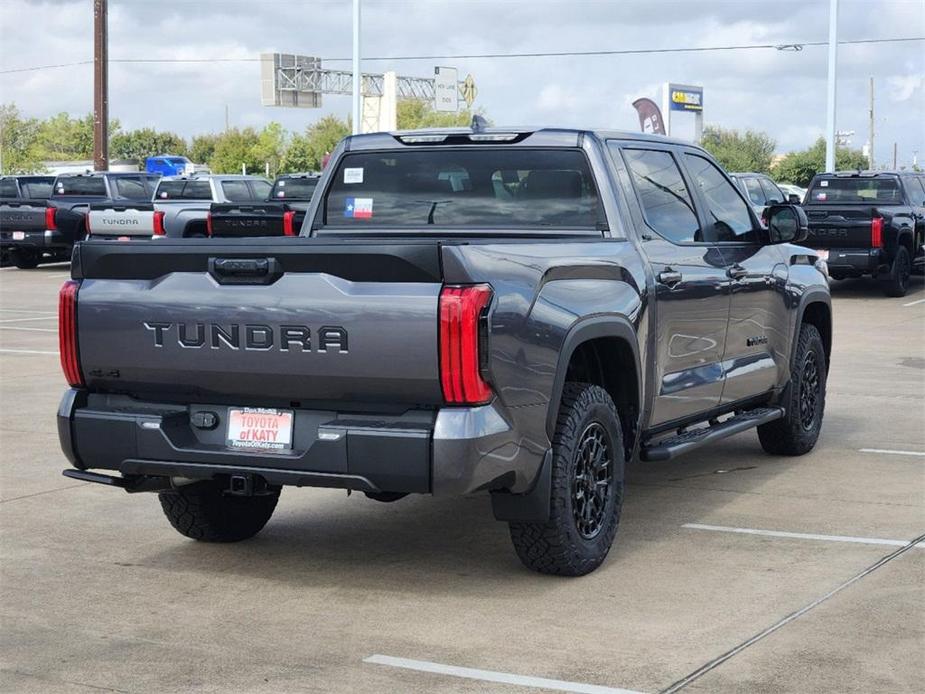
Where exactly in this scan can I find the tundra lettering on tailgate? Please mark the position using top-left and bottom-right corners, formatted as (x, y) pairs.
(142, 322), (348, 353)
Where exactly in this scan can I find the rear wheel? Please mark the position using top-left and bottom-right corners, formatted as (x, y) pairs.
(758, 322), (826, 456)
(881, 245), (911, 297)
(13, 250), (39, 269)
(509, 382), (625, 576)
(158, 480), (279, 542)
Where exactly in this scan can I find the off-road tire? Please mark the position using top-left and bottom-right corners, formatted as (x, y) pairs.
(158, 480), (279, 542)
(509, 382), (625, 576)
(881, 245), (911, 297)
(13, 251), (39, 269)
(758, 323), (826, 456)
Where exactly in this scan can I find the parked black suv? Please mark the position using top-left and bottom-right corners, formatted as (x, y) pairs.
(57, 126), (832, 575)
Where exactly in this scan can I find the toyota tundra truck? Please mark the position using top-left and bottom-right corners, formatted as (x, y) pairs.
(207, 173), (320, 238)
(57, 125), (832, 576)
(0, 175), (57, 267)
(803, 171), (925, 296)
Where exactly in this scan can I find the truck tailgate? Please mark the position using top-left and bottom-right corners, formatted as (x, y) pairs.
(0, 201), (48, 233)
(804, 205), (876, 249)
(209, 203), (287, 237)
(87, 203), (157, 238)
(73, 239), (444, 405)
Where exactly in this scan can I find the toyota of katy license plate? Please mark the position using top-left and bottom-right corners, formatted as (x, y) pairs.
(225, 407), (294, 451)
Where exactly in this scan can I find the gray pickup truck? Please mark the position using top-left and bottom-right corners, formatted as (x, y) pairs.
(155, 175), (272, 238)
(57, 125), (832, 576)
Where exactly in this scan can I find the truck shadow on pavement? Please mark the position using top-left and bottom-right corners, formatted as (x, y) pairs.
(828, 274), (923, 299)
(135, 431), (822, 591)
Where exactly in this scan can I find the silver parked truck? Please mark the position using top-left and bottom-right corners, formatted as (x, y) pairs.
(57, 125), (832, 575)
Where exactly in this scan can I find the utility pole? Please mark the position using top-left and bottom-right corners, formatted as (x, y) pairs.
(892, 142), (898, 169)
(93, 0), (109, 171)
(224, 104), (229, 132)
(351, 0), (361, 135)
(868, 77), (875, 170)
(824, 0), (838, 173)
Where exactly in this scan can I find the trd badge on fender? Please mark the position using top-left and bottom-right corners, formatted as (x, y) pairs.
(142, 322), (348, 353)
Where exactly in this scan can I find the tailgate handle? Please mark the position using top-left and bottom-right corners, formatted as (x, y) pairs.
(209, 257), (282, 285)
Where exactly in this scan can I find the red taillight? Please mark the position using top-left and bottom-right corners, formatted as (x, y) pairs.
(439, 284), (493, 405)
(206, 212), (213, 237)
(871, 216), (883, 248)
(45, 206), (57, 231)
(153, 210), (166, 236)
(282, 210), (296, 236)
(58, 280), (83, 387)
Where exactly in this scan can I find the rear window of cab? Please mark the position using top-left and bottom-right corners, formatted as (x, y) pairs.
(808, 177), (902, 204)
(321, 149), (604, 229)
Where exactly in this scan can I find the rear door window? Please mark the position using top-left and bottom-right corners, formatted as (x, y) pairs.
(221, 180), (252, 202)
(322, 148), (604, 229)
(620, 148), (700, 244)
(743, 177), (766, 205)
(808, 177), (902, 203)
(184, 180), (213, 199)
(112, 176), (151, 200)
(248, 180), (272, 201)
(683, 154), (757, 243)
(759, 177), (784, 204)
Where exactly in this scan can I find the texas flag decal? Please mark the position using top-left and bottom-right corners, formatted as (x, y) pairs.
(344, 197), (373, 219)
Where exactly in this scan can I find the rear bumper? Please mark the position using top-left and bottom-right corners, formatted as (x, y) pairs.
(0, 229), (72, 251)
(57, 390), (542, 497)
(821, 247), (887, 277)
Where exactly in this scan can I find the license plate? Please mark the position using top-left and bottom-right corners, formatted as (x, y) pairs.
(225, 407), (293, 451)
(815, 249), (829, 261)
(12, 231), (25, 240)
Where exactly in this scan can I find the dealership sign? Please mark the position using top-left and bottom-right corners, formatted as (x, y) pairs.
(669, 85), (703, 112)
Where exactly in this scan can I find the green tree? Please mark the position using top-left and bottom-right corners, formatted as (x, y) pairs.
(701, 126), (776, 174)
(208, 127), (262, 174)
(35, 112), (119, 161)
(397, 100), (482, 129)
(773, 137), (869, 187)
(110, 128), (187, 161)
(253, 122), (288, 178)
(0, 103), (45, 173)
(188, 134), (219, 166)
(280, 115), (349, 173)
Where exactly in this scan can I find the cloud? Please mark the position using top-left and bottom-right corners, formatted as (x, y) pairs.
(0, 0), (922, 164)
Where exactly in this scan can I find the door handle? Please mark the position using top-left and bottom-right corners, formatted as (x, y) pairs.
(657, 270), (683, 287)
(727, 265), (748, 280)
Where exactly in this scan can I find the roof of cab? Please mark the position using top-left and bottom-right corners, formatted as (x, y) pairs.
(343, 126), (704, 152)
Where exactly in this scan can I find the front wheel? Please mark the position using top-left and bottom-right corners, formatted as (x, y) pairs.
(758, 322), (827, 456)
(158, 480), (279, 542)
(881, 246), (911, 297)
(509, 382), (625, 576)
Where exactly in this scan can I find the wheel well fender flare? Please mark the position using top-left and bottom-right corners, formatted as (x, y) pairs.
(793, 289), (832, 366)
(545, 315), (642, 440)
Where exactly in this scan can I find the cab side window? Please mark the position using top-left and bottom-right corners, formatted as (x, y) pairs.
(684, 154), (757, 243)
(743, 178), (765, 205)
(621, 148), (701, 244)
(759, 177), (784, 204)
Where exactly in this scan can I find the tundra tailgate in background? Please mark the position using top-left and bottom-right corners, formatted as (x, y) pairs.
(0, 201), (48, 234)
(73, 239), (444, 405)
(209, 203), (289, 237)
(87, 203), (157, 238)
(803, 205), (879, 250)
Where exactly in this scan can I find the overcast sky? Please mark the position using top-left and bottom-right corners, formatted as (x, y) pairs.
(1, 0), (923, 167)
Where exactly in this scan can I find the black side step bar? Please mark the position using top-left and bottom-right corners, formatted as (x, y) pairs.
(640, 407), (784, 462)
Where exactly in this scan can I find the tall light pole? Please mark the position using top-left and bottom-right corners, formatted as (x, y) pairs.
(93, 0), (109, 171)
(351, 0), (361, 135)
(824, 0), (838, 173)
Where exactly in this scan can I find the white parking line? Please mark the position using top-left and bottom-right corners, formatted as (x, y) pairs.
(0, 326), (57, 333)
(902, 298), (925, 307)
(0, 315), (57, 324)
(683, 524), (925, 549)
(363, 655), (645, 694)
(0, 308), (54, 314)
(0, 348), (59, 356)
(859, 448), (925, 458)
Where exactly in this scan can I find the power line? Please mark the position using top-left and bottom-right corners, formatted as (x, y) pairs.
(1, 36), (922, 75)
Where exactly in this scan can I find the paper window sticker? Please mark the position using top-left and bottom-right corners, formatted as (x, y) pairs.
(344, 168), (364, 184)
(820, 180), (829, 187)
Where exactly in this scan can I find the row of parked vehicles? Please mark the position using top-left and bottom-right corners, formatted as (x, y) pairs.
(0, 171), (320, 269)
(1, 158), (923, 294)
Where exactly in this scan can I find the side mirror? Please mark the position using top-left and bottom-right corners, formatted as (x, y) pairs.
(764, 204), (809, 244)
(788, 193), (802, 204)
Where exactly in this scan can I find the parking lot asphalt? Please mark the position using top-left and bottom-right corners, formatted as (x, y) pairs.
(0, 264), (922, 694)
